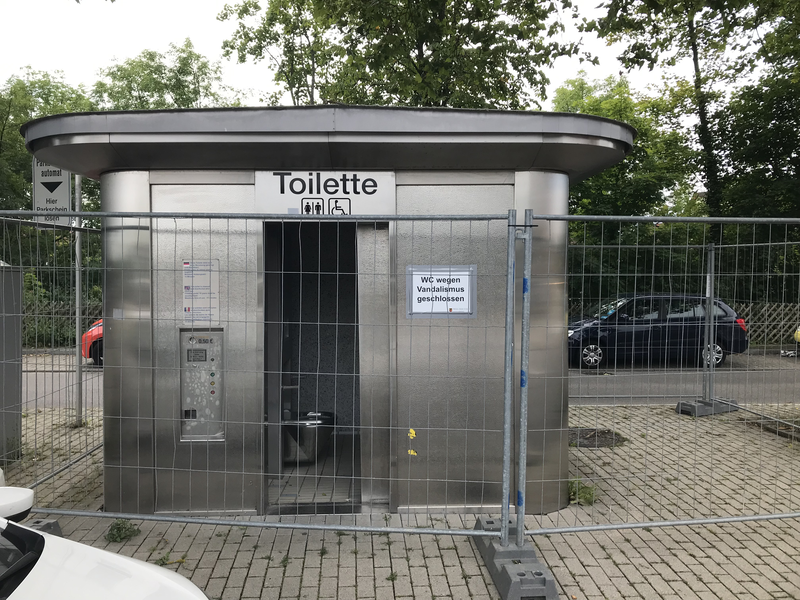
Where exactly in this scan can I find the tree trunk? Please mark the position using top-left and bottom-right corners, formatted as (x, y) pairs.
(688, 16), (723, 223)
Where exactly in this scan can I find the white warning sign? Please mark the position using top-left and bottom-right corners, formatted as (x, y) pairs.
(407, 265), (477, 318)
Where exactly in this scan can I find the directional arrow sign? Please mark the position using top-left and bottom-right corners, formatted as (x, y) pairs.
(32, 158), (71, 225)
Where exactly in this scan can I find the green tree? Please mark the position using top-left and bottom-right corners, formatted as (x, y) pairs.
(0, 71), (99, 327)
(756, 0), (800, 77)
(93, 39), (238, 110)
(320, 0), (589, 108)
(221, 0), (591, 108)
(585, 0), (760, 218)
(715, 70), (800, 219)
(219, 0), (332, 105)
(556, 74), (699, 309)
(0, 69), (94, 211)
(709, 68), (800, 303)
(553, 73), (693, 217)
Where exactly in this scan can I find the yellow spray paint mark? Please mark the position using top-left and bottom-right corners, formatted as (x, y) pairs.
(407, 449), (417, 456)
(408, 428), (416, 439)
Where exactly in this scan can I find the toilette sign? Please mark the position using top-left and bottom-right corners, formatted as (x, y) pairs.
(407, 265), (477, 318)
(255, 171), (396, 215)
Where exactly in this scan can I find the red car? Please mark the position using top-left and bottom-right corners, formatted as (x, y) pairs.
(81, 319), (103, 366)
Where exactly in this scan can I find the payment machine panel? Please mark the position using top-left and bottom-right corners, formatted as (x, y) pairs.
(180, 329), (224, 440)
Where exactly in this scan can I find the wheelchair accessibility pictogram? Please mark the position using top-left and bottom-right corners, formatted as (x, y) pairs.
(328, 198), (351, 215)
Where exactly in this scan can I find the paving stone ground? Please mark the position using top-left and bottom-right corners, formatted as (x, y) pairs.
(22, 402), (800, 599)
(15, 352), (800, 599)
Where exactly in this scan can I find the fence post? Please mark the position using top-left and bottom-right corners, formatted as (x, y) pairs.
(516, 209), (533, 546)
(501, 209), (517, 547)
(703, 242), (715, 403)
(74, 174), (83, 427)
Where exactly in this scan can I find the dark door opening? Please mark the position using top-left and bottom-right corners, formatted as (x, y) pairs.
(264, 222), (360, 514)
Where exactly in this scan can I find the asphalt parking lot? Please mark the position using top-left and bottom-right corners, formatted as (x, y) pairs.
(570, 348), (800, 408)
(24, 347), (800, 411)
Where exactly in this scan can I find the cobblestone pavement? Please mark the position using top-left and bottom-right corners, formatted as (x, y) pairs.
(16, 356), (800, 599)
(41, 507), (800, 600)
(47, 513), (503, 600)
(531, 404), (800, 599)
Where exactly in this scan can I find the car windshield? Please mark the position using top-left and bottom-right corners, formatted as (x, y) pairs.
(0, 521), (44, 599)
(592, 298), (629, 319)
(0, 535), (24, 574)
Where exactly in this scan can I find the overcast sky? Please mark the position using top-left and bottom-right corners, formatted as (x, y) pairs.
(1, 0), (667, 109)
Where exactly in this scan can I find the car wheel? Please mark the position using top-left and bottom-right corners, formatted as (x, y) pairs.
(90, 340), (103, 367)
(701, 341), (726, 367)
(580, 343), (606, 369)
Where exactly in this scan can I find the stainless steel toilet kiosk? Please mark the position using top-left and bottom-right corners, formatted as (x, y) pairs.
(22, 106), (634, 515)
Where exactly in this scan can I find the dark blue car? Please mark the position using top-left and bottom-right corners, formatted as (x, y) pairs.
(568, 294), (749, 369)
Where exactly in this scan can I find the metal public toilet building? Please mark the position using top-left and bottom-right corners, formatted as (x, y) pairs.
(22, 106), (633, 516)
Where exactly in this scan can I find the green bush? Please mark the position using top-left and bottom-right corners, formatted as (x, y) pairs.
(22, 270), (103, 348)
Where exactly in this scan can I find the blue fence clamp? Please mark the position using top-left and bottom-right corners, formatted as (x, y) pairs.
(522, 277), (529, 294)
(517, 490), (523, 507)
(520, 370), (527, 388)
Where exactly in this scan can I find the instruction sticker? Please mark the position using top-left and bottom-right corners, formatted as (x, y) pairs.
(182, 259), (220, 325)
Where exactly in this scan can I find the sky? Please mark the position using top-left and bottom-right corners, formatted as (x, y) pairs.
(0, 0), (669, 109)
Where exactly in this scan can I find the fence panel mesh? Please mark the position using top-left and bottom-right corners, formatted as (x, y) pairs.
(0, 217), (104, 508)
(550, 218), (800, 534)
(2, 213), (800, 540)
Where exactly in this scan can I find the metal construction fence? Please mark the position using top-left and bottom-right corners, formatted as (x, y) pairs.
(2, 210), (800, 546)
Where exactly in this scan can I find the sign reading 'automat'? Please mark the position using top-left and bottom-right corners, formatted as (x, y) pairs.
(255, 171), (396, 215)
(32, 158), (71, 225)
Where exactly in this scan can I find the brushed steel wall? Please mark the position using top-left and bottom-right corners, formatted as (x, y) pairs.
(151, 183), (262, 514)
(515, 171), (570, 513)
(102, 171), (155, 513)
(101, 169), (569, 515)
(103, 173), (263, 514)
(394, 179), (514, 512)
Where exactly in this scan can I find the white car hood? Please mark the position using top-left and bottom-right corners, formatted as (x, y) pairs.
(10, 528), (207, 600)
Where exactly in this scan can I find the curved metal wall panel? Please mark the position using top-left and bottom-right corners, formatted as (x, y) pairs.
(515, 171), (570, 513)
(102, 171), (154, 513)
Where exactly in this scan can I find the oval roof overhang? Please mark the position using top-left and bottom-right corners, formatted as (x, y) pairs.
(21, 105), (635, 182)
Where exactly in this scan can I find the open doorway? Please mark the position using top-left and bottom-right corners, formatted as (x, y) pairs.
(264, 222), (360, 514)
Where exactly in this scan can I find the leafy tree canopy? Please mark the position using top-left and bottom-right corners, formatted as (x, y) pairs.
(715, 69), (800, 218)
(219, 0), (333, 105)
(583, 0), (763, 219)
(320, 0), (590, 108)
(93, 39), (239, 110)
(0, 69), (95, 211)
(757, 0), (800, 78)
(587, 0), (759, 72)
(220, 0), (593, 109)
(553, 73), (694, 217)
